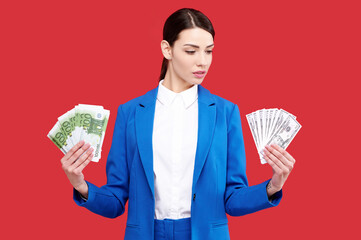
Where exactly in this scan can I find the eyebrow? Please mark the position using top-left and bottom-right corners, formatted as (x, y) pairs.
(183, 43), (214, 48)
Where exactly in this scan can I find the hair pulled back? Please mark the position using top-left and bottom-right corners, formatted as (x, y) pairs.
(159, 8), (215, 81)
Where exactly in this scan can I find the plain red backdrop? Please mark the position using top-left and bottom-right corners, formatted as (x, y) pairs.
(1, 0), (360, 239)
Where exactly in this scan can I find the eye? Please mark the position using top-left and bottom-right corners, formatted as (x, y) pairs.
(206, 50), (213, 54)
(185, 51), (195, 54)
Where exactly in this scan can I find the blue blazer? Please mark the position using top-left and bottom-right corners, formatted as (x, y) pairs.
(74, 84), (282, 240)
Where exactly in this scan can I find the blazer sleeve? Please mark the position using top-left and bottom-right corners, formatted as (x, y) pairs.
(73, 104), (129, 219)
(225, 104), (283, 217)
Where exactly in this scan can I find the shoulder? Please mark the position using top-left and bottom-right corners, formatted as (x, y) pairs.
(206, 87), (238, 116)
(114, 88), (154, 119)
(207, 90), (243, 133)
(115, 96), (141, 120)
(119, 95), (143, 111)
(212, 93), (236, 109)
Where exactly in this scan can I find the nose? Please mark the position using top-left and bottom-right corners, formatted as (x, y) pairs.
(197, 52), (208, 66)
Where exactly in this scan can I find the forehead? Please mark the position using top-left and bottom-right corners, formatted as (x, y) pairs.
(175, 27), (214, 47)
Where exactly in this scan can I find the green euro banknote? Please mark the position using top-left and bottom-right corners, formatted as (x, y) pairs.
(47, 104), (110, 162)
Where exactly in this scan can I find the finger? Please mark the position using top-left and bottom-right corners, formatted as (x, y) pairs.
(263, 152), (283, 174)
(269, 144), (295, 172)
(68, 147), (94, 172)
(271, 144), (296, 164)
(263, 148), (290, 174)
(64, 143), (91, 167)
(61, 140), (85, 164)
(265, 145), (293, 169)
(74, 153), (94, 175)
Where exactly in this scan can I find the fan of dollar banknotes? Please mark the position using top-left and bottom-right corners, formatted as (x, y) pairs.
(47, 104), (110, 162)
(246, 108), (302, 164)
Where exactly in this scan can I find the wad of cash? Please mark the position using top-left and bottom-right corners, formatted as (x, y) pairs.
(246, 108), (301, 164)
(47, 104), (110, 162)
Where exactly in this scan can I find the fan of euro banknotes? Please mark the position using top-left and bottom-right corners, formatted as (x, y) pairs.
(246, 108), (302, 164)
(47, 104), (110, 162)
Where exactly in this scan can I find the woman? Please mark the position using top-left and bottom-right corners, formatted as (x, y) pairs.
(61, 8), (296, 240)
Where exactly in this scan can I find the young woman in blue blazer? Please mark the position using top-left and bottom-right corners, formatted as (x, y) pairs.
(60, 8), (296, 240)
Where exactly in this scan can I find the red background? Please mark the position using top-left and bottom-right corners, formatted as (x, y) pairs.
(1, 0), (360, 239)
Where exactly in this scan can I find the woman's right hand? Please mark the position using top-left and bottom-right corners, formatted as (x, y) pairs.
(61, 140), (94, 199)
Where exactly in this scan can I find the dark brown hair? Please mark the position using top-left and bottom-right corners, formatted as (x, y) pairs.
(159, 8), (215, 81)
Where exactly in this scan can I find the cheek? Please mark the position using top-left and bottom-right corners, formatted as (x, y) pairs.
(174, 54), (193, 71)
(181, 58), (194, 70)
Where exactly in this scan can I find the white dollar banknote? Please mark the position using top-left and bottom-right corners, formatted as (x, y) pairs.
(246, 108), (301, 164)
(47, 104), (110, 162)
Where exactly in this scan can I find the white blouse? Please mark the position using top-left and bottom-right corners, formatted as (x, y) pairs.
(153, 79), (198, 220)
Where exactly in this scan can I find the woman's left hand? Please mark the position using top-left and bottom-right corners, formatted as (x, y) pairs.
(262, 144), (296, 197)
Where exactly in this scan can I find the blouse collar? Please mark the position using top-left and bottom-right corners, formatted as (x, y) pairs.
(157, 79), (198, 109)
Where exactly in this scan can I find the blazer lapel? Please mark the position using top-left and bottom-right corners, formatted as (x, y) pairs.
(135, 84), (217, 200)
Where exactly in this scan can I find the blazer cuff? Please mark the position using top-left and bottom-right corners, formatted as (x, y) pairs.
(264, 179), (283, 206)
(73, 180), (96, 207)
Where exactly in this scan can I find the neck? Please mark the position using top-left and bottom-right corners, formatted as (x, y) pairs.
(163, 68), (194, 93)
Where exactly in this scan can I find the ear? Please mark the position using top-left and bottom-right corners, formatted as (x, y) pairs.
(160, 40), (172, 60)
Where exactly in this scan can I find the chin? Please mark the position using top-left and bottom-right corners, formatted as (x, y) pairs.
(192, 78), (204, 85)
(187, 80), (201, 86)
(183, 76), (204, 86)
